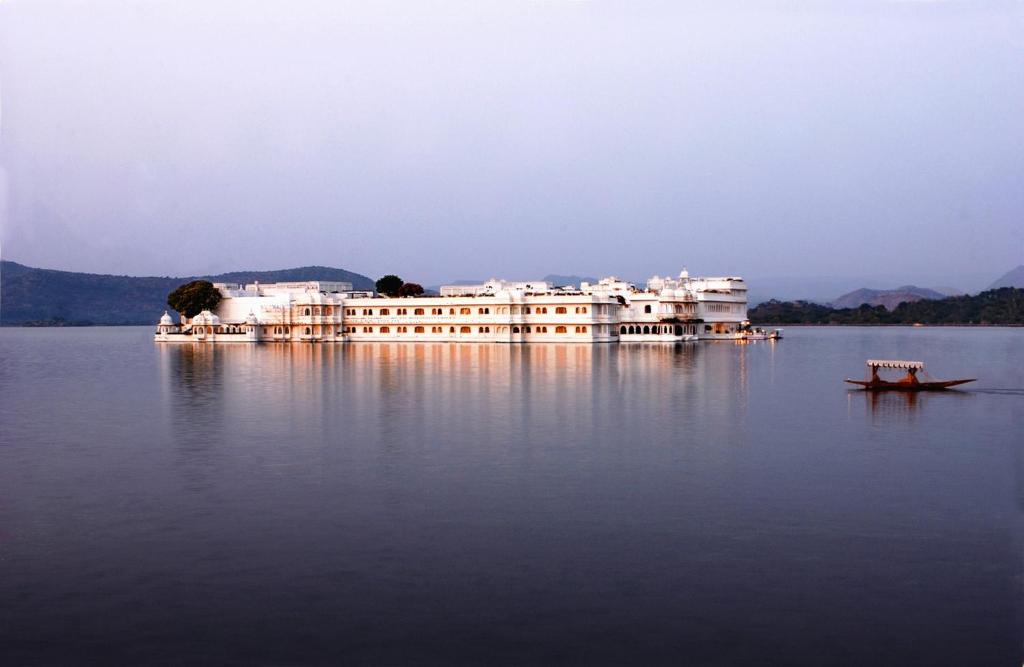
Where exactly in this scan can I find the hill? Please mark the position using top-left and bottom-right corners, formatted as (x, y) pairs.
(989, 265), (1024, 289)
(750, 288), (1024, 325)
(0, 261), (375, 326)
(830, 285), (947, 310)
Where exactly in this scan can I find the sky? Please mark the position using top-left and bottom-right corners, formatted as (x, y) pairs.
(1, 1), (1021, 291)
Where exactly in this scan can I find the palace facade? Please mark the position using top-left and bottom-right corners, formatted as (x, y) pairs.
(154, 271), (750, 344)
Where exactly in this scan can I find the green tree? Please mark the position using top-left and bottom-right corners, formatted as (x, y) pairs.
(167, 280), (222, 318)
(375, 274), (403, 296)
(397, 282), (424, 297)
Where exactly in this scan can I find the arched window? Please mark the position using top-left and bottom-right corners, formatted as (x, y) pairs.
(643, 326), (650, 334)
(555, 307), (567, 314)
(644, 305), (652, 313)
(304, 308), (311, 316)
(414, 308), (424, 315)
(449, 308), (455, 315)
(305, 327), (311, 335)
(449, 326), (455, 333)
(523, 306), (531, 314)
(460, 307), (471, 315)
(414, 326), (424, 333)
(460, 326), (471, 334)
(555, 326), (567, 334)
(380, 326), (390, 333)
(512, 326), (520, 334)
(620, 326), (627, 335)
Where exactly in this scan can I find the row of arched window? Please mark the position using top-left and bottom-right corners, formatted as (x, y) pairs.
(339, 325), (594, 336)
(341, 305), (594, 317)
(619, 324), (697, 336)
(301, 307), (333, 316)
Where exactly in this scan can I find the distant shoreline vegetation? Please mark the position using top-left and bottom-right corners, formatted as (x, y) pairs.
(749, 288), (1024, 326)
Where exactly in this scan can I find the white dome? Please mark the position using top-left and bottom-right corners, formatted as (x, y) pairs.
(245, 311), (258, 324)
(192, 310), (220, 325)
(159, 311), (173, 325)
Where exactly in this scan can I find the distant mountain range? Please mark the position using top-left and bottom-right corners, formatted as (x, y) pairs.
(829, 285), (948, 311)
(0, 260), (374, 326)
(750, 288), (1024, 325)
(989, 265), (1024, 289)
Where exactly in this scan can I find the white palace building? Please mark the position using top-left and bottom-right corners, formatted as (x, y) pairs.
(154, 271), (756, 344)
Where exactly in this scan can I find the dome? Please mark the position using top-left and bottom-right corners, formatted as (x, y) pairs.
(245, 310), (258, 324)
(192, 310), (220, 325)
(159, 311), (173, 325)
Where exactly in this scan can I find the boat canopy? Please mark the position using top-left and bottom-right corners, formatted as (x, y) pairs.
(866, 359), (924, 369)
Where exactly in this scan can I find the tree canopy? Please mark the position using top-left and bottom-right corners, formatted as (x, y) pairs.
(375, 274), (404, 296)
(397, 282), (424, 297)
(167, 280), (223, 318)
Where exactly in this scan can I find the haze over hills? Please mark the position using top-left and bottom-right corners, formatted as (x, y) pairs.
(0, 261), (374, 326)
(989, 265), (1024, 289)
(830, 286), (948, 311)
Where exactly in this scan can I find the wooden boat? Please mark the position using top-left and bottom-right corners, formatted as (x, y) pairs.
(845, 359), (975, 391)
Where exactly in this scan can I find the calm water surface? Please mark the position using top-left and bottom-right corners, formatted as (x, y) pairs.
(1, 326), (1022, 665)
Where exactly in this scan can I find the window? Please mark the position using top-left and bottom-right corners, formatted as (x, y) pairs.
(325, 307), (332, 315)
(643, 326), (650, 334)
(304, 308), (311, 316)
(644, 305), (652, 313)
(539, 307), (548, 314)
(512, 326), (520, 334)
(314, 307), (321, 315)
(525, 326), (532, 333)
(523, 306), (531, 314)
(555, 307), (567, 314)
(460, 307), (471, 315)
(575, 326), (587, 334)
(620, 326), (627, 335)
(477, 307), (490, 315)
(460, 326), (471, 334)
(575, 306), (588, 314)
(305, 327), (311, 335)
(555, 326), (567, 334)
(380, 326), (390, 333)
(450, 308), (456, 315)
(380, 308), (390, 315)
(414, 308), (425, 315)
(415, 326), (425, 333)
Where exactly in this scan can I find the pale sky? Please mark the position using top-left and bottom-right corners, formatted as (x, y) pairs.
(1, 1), (1021, 288)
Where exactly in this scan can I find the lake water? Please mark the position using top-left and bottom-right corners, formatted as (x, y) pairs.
(1, 326), (1022, 665)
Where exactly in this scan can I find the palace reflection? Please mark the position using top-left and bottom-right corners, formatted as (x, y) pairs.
(157, 341), (757, 463)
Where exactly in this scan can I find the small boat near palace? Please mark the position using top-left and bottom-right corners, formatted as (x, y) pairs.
(738, 326), (783, 341)
(845, 359), (975, 391)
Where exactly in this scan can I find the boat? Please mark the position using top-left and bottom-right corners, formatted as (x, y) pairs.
(845, 359), (975, 391)
(738, 326), (783, 341)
